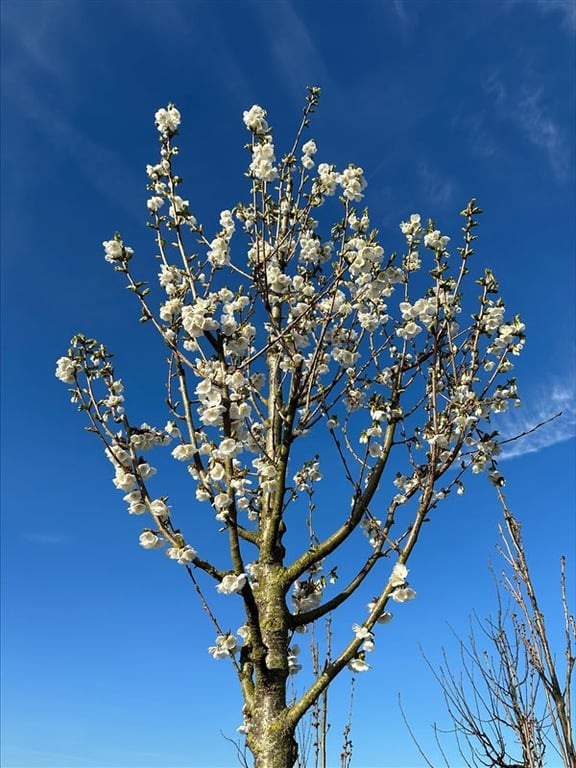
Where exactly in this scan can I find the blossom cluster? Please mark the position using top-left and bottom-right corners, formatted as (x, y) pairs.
(388, 562), (416, 603)
(55, 335), (201, 565)
(102, 237), (133, 265)
(217, 573), (247, 595)
(346, 566), (414, 672)
(57, 97), (527, 692)
(293, 458), (322, 493)
(155, 105), (181, 135)
(292, 578), (324, 613)
(249, 138), (278, 182)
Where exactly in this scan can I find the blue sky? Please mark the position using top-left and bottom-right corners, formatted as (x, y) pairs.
(1, 1), (575, 767)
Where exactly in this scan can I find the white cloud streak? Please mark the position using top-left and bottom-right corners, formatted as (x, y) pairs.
(498, 376), (576, 459)
(4, 77), (143, 219)
(2, 3), (143, 220)
(418, 161), (455, 206)
(482, 74), (572, 181)
(527, 0), (576, 34)
(251, 0), (328, 103)
(514, 88), (572, 180)
(117, 0), (252, 105)
(23, 533), (70, 544)
(1, 0), (75, 84)
(451, 110), (499, 159)
(393, 0), (411, 27)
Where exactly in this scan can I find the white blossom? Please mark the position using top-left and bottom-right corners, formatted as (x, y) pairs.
(482, 304), (506, 333)
(195, 485), (211, 502)
(302, 155), (314, 169)
(301, 139), (317, 170)
(165, 421), (181, 438)
(389, 562), (408, 588)
(124, 491), (146, 515)
(209, 633), (238, 659)
(249, 139), (278, 182)
(103, 239), (133, 263)
(213, 493), (232, 518)
(287, 644), (302, 675)
(237, 624), (250, 643)
(150, 499), (170, 519)
(400, 214), (424, 241)
(243, 105), (268, 134)
(106, 444), (131, 468)
(139, 531), (163, 550)
(207, 236), (230, 267)
(166, 545), (197, 564)
(367, 600), (394, 623)
(404, 251), (421, 271)
(424, 230), (450, 250)
(155, 105), (181, 134)
(348, 657), (370, 672)
(160, 298), (183, 322)
(352, 623), (373, 641)
(177, 545), (196, 563)
(168, 195), (195, 225)
(113, 468), (137, 492)
(396, 321), (422, 340)
(147, 196), (164, 213)
(219, 209), (235, 237)
(391, 587), (417, 603)
(302, 139), (317, 156)
(159, 265), (185, 296)
(172, 443), (196, 461)
(129, 424), (170, 451)
(216, 438), (240, 458)
(245, 561), (260, 586)
(208, 462), (226, 482)
(292, 580), (322, 612)
(314, 163), (338, 197)
(55, 357), (78, 383)
(338, 165), (367, 201)
(137, 463), (156, 480)
(217, 573), (247, 595)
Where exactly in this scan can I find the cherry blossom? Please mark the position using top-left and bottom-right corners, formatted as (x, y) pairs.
(56, 91), (527, 767)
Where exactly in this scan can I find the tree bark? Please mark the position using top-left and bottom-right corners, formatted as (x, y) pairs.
(249, 696), (297, 768)
(247, 566), (297, 768)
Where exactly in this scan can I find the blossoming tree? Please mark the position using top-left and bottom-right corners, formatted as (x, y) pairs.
(56, 87), (526, 768)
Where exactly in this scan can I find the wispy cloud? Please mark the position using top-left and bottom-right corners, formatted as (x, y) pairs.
(392, 0), (412, 28)
(3, 73), (142, 220)
(451, 111), (499, 159)
(2, 3), (142, 220)
(482, 74), (573, 181)
(252, 0), (328, 103)
(117, 1), (252, 106)
(499, 375), (576, 459)
(1, 0), (75, 84)
(514, 87), (573, 180)
(418, 161), (455, 206)
(524, 0), (576, 35)
(23, 533), (70, 545)
(483, 72), (507, 107)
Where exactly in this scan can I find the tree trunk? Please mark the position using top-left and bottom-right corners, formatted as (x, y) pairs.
(247, 566), (297, 768)
(249, 692), (297, 768)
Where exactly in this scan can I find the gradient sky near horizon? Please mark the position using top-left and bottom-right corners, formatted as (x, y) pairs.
(1, 1), (575, 767)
